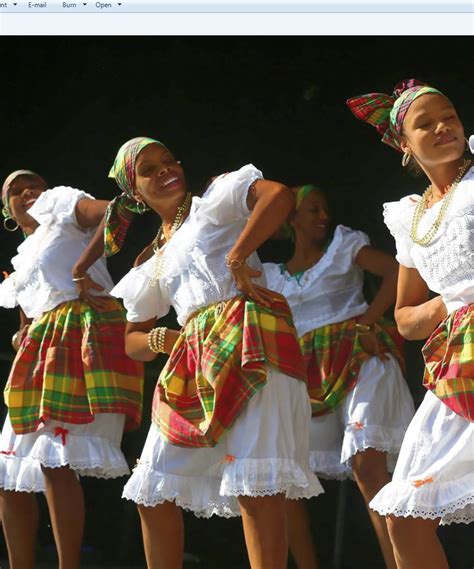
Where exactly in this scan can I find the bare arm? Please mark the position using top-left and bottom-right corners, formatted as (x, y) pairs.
(12, 308), (32, 351)
(354, 246), (398, 326)
(228, 179), (295, 262)
(226, 179), (295, 305)
(72, 216), (106, 279)
(75, 198), (109, 229)
(125, 319), (180, 362)
(394, 265), (447, 340)
(72, 201), (109, 309)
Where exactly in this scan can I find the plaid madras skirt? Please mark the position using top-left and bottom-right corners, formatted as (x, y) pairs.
(153, 293), (306, 448)
(422, 304), (474, 422)
(5, 298), (144, 435)
(299, 317), (405, 417)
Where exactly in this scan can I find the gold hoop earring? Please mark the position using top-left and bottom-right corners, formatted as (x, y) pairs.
(136, 200), (147, 215)
(3, 217), (19, 232)
(402, 150), (411, 167)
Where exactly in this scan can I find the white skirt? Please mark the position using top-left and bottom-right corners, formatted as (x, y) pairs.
(123, 366), (323, 518)
(0, 413), (129, 493)
(370, 390), (474, 525)
(309, 355), (415, 479)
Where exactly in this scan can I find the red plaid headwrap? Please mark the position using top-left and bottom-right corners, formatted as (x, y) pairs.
(347, 79), (444, 151)
(105, 137), (164, 257)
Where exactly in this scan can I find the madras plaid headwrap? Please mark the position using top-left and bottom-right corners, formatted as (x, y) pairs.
(347, 79), (444, 151)
(300, 317), (405, 417)
(152, 293), (307, 448)
(105, 136), (163, 256)
(5, 298), (144, 434)
(422, 304), (474, 422)
(2, 170), (40, 220)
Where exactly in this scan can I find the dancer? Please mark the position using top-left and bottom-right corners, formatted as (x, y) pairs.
(348, 78), (474, 569)
(0, 170), (144, 569)
(84, 136), (323, 569)
(264, 184), (414, 569)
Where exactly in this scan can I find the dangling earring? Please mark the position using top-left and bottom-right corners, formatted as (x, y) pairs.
(402, 150), (411, 167)
(3, 217), (19, 232)
(177, 160), (182, 165)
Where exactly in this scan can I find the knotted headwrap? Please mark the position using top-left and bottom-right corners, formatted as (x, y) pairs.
(283, 184), (320, 239)
(347, 79), (445, 151)
(105, 137), (164, 257)
(2, 170), (40, 221)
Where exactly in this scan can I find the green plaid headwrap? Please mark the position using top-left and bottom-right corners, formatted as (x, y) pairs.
(347, 79), (444, 151)
(2, 170), (40, 221)
(105, 137), (164, 257)
(282, 184), (319, 239)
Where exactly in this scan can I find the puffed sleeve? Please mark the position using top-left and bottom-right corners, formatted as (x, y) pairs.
(338, 225), (371, 262)
(383, 196), (418, 269)
(28, 186), (94, 228)
(0, 273), (18, 309)
(194, 164), (263, 225)
(110, 257), (171, 323)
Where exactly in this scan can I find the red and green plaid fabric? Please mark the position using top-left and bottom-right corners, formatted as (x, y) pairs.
(347, 79), (442, 151)
(105, 136), (163, 257)
(300, 317), (405, 417)
(422, 304), (474, 422)
(5, 298), (144, 434)
(153, 293), (306, 448)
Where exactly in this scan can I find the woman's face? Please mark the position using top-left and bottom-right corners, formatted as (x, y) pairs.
(134, 143), (186, 209)
(400, 94), (465, 168)
(7, 174), (47, 230)
(291, 189), (331, 242)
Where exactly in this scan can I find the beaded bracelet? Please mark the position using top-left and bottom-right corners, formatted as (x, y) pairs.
(147, 327), (167, 354)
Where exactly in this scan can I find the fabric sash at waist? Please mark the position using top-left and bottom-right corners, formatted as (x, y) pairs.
(152, 293), (306, 448)
(299, 317), (405, 417)
(422, 303), (474, 422)
(5, 298), (144, 435)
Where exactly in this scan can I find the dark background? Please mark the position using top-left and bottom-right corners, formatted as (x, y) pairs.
(0, 37), (472, 568)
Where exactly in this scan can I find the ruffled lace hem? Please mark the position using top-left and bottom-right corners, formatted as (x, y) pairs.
(309, 450), (351, 480)
(220, 458), (324, 499)
(341, 425), (404, 465)
(122, 464), (240, 518)
(123, 457), (324, 517)
(370, 476), (474, 526)
(28, 432), (129, 478)
(0, 454), (45, 493)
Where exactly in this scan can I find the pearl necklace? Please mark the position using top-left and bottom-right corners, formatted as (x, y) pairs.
(152, 192), (192, 280)
(410, 159), (471, 247)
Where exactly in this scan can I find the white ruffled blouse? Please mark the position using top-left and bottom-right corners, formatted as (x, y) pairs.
(111, 164), (265, 326)
(263, 225), (369, 337)
(0, 187), (114, 319)
(383, 166), (474, 314)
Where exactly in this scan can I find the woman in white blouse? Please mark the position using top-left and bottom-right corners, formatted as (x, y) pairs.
(79, 136), (323, 569)
(264, 185), (414, 569)
(0, 170), (144, 569)
(349, 79), (474, 569)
